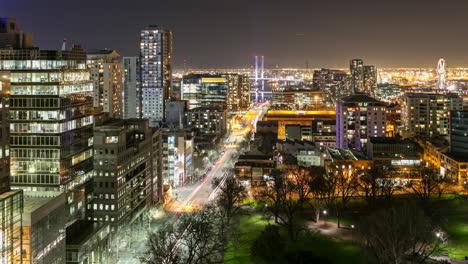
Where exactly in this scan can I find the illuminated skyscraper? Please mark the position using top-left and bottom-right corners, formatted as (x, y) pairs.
(363, 65), (377, 96)
(123, 56), (141, 119)
(140, 26), (173, 127)
(87, 49), (123, 118)
(349, 59), (364, 93)
(349, 59), (377, 95)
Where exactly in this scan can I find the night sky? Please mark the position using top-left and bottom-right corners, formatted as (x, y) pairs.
(3, 0), (468, 69)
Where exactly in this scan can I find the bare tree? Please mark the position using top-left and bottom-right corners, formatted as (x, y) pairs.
(434, 177), (453, 199)
(308, 166), (332, 223)
(409, 167), (440, 202)
(262, 169), (305, 242)
(140, 223), (181, 264)
(141, 208), (225, 264)
(212, 177), (246, 227)
(358, 203), (444, 264)
(176, 209), (224, 264)
(357, 165), (398, 209)
(330, 161), (359, 227)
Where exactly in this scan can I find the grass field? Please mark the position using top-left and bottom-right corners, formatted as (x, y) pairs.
(224, 214), (270, 264)
(225, 213), (363, 264)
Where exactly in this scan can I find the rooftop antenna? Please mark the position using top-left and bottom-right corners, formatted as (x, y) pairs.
(61, 38), (68, 51)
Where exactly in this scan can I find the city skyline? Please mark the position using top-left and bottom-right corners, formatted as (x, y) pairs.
(4, 0), (468, 69)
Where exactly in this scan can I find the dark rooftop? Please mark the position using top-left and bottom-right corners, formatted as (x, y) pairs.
(340, 93), (384, 104)
(369, 137), (413, 145)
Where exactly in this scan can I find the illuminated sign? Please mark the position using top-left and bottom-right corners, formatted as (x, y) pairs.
(201, 78), (226, 83)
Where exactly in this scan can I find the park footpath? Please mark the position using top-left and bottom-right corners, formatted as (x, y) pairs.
(305, 220), (468, 264)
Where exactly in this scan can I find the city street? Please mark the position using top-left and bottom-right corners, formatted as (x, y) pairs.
(115, 103), (268, 263)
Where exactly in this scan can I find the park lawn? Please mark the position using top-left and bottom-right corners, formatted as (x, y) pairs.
(224, 214), (271, 264)
(225, 213), (364, 264)
(444, 214), (468, 259)
(294, 232), (364, 264)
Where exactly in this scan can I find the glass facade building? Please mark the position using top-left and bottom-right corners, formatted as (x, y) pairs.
(450, 110), (468, 153)
(0, 45), (94, 193)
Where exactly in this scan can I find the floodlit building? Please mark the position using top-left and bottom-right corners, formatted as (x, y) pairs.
(87, 49), (123, 118)
(123, 56), (141, 119)
(140, 25), (173, 126)
(336, 94), (387, 152)
(157, 129), (194, 187)
(401, 93), (463, 137)
(271, 89), (325, 110)
(92, 119), (154, 227)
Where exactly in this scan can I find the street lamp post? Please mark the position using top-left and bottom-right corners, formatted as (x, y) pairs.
(322, 209), (327, 226)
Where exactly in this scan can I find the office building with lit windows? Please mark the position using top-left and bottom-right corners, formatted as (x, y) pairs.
(401, 93), (463, 137)
(87, 49), (123, 118)
(336, 94), (387, 152)
(0, 71), (24, 264)
(2, 44), (94, 196)
(140, 26), (173, 127)
(186, 106), (227, 137)
(123, 56), (141, 119)
(181, 73), (250, 112)
(92, 119), (153, 228)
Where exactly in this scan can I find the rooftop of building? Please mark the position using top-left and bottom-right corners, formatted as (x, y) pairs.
(369, 137), (414, 145)
(444, 152), (468, 163)
(23, 195), (57, 214)
(187, 105), (226, 112)
(238, 154), (274, 161)
(87, 49), (118, 55)
(404, 93), (461, 99)
(66, 220), (109, 246)
(0, 44), (87, 60)
(340, 93), (385, 105)
(235, 161), (276, 168)
(257, 120), (278, 126)
(326, 148), (368, 161)
(95, 118), (149, 131)
(276, 139), (315, 146)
